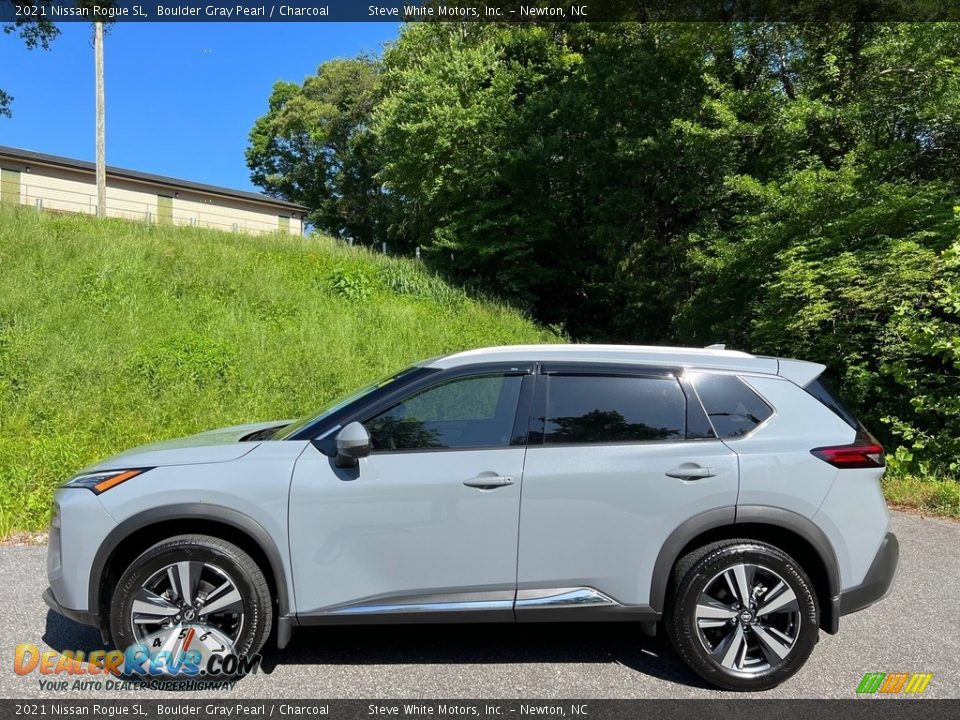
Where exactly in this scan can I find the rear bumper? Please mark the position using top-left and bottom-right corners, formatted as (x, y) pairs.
(838, 531), (900, 616)
(42, 587), (99, 629)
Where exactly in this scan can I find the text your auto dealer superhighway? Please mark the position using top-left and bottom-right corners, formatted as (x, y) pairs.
(157, 5), (330, 17)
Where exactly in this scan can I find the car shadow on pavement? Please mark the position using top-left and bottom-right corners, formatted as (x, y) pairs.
(43, 612), (712, 690)
(42, 610), (109, 653)
(264, 622), (712, 688)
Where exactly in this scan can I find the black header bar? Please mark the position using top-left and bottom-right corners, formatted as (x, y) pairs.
(0, 700), (956, 720)
(3, 1), (960, 23)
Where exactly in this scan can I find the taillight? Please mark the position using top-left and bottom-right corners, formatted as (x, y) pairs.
(811, 432), (885, 469)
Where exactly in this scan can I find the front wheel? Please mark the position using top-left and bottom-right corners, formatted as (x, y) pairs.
(667, 540), (819, 691)
(109, 534), (273, 676)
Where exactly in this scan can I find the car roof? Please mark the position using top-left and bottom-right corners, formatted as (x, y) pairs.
(424, 344), (783, 375)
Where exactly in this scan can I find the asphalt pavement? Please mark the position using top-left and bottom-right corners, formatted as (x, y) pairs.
(0, 511), (956, 699)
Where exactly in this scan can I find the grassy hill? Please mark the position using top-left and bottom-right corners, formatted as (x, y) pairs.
(0, 206), (558, 535)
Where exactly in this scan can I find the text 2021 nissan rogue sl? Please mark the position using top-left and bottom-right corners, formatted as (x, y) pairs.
(44, 344), (898, 690)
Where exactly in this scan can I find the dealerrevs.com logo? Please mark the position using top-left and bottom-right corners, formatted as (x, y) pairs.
(125, 623), (260, 677)
(14, 623), (261, 691)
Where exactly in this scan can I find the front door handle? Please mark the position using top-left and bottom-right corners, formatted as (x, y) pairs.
(463, 475), (514, 489)
(666, 466), (716, 480)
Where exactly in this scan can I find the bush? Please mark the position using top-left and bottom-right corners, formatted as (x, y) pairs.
(746, 180), (960, 478)
(328, 264), (374, 301)
(880, 240), (960, 476)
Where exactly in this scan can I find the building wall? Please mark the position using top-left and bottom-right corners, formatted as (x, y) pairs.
(0, 159), (303, 236)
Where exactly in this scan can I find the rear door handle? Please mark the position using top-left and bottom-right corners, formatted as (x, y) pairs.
(463, 475), (514, 489)
(665, 466), (716, 480)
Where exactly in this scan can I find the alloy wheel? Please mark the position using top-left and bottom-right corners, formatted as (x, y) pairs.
(694, 562), (801, 674)
(129, 560), (245, 649)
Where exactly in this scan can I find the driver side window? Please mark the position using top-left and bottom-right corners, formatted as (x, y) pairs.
(366, 374), (524, 451)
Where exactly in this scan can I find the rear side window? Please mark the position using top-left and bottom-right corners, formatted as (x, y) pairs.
(689, 373), (773, 439)
(803, 376), (860, 430)
(542, 375), (685, 444)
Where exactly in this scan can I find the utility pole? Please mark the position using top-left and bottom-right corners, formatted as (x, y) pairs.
(94, 21), (106, 218)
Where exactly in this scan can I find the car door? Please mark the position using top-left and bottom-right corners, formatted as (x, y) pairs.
(515, 366), (739, 617)
(288, 367), (533, 621)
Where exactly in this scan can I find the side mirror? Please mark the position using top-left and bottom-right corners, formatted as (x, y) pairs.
(335, 422), (371, 468)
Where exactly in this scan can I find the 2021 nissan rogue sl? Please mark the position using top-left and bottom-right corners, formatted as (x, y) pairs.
(44, 344), (898, 690)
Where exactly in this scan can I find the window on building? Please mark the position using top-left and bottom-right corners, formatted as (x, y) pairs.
(157, 195), (173, 224)
(1, 169), (21, 205)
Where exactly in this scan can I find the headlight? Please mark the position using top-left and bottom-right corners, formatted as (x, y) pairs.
(64, 468), (151, 494)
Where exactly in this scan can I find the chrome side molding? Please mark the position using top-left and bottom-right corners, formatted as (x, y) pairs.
(315, 586), (620, 617)
(323, 589), (515, 616)
(515, 587), (618, 609)
(327, 599), (514, 615)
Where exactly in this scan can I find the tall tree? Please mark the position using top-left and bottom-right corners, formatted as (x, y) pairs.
(374, 23), (717, 338)
(246, 57), (387, 244)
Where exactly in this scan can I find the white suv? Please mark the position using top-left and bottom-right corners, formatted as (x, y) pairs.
(44, 344), (898, 690)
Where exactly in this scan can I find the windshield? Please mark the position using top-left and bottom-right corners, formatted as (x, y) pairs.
(274, 365), (421, 440)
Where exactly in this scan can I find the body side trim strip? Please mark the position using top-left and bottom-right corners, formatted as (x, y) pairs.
(327, 600), (514, 616)
(515, 587), (617, 608)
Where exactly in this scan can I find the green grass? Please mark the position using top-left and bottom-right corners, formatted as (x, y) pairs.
(882, 474), (960, 519)
(0, 206), (559, 535)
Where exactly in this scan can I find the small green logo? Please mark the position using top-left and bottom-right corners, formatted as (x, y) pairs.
(857, 672), (933, 694)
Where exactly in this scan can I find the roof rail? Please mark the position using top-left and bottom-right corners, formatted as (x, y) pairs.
(705, 343), (727, 350)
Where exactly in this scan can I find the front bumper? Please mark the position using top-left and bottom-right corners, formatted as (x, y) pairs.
(838, 531), (900, 616)
(42, 586), (99, 629)
(46, 487), (118, 621)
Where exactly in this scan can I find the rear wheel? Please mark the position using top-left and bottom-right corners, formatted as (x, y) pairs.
(109, 534), (272, 676)
(667, 540), (819, 691)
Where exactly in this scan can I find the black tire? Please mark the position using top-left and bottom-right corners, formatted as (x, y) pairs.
(666, 539), (819, 691)
(110, 534), (273, 674)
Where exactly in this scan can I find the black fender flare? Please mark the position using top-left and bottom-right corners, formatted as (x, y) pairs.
(734, 505), (840, 597)
(89, 504), (291, 622)
(649, 507), (736, 613)
(649, 505), (840, 619)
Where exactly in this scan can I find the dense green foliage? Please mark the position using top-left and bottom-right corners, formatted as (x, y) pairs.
(249, 23), (960, 483)
(0, 206), (557, 533)
(246, 57), (387, 244)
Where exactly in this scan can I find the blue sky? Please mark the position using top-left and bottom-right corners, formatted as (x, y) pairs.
(0, 22), (399, 192)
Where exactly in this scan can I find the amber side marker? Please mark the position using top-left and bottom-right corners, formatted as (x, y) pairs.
(94, 469), (143, 494)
